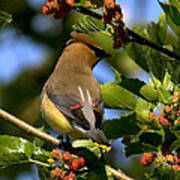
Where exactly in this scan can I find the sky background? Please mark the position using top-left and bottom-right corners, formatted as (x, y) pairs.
(0, 0), (166, 179)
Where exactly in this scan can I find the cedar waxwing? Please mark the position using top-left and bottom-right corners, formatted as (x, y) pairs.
(41, 32), (111, 146)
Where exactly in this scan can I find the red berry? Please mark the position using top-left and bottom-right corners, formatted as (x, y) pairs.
(54, 10), (63, 19)
(77, 157), (85, 167)
(60, 1), (71, 13)
(105, 0), (115, 9)
(50, 167), (63, 177)
(172, 165), (180, 171)
(42, 5), (51, 14)
(64, 173), (76, 180)
(71, 159), (80, 171)
(63, 152), (73, 162)
(141, 153), (155, 166)
(174, 154), (180, 164)
(164, 106), (172, 113)
(159, 114), (170, 127)
(161, 144), (170, 156)
(65, 0), (74, 6)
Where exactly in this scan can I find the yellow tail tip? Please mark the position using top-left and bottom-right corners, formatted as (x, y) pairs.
(94, 142), (111, 152)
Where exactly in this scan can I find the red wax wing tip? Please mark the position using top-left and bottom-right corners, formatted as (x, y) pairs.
(95, 108), (102, 113)
(70, 104), (81, 110)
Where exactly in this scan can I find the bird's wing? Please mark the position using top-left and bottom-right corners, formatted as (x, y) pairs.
(47, 90), (104, 131)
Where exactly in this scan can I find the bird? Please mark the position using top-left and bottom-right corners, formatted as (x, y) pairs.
(41, 32), (111, 146)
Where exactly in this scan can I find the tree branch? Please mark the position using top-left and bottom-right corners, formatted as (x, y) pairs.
(0, 108), (60, 145)
(0, 108), (134, 180)
(72, 6), (180, 62)
(107, 166), (134, 180)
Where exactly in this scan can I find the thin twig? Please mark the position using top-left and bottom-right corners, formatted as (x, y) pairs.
(107, 166), (134, 180)
(0, 108), (60, 145)
(72, 6), (180, 62)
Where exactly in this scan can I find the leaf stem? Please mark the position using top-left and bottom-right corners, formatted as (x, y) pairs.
(72, 6), (180, 62)
(28, 159), (50, 167)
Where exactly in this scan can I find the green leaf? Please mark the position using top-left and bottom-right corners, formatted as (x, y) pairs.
(145, 165), (180, 180)
(125, 142), (157, 157)
(135, 98), (154, 122)
(74, 0), (86, 6)
(72, 139), (101, 158)
(140, 84), (158, 102)
(119, 75), (145, 98)
(169, 140), (180, 151)
(0, 10), (12, 30)
(112, 68), (145, 97)
(104, 113), (140, 139)
(38, 166), (53, 180)
(139, 130), (163, 147)
(162, 72), (174, 91)
(159, 1), (180, 26)
(101, 82), (137, 110)
(159, 0), (180, 36)
(87, 162), (107, 180)
(0, 135), (51, 169)
(147, 13), (167, 45)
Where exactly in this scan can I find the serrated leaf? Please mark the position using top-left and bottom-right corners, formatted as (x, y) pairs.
(120, 75), (145, 98)
(0, 135), (51, 169)
(72, 139), (101, 158)
(135, 98), (154, 122)
(0, 10), (12, 30)
(162, 72), (174, 91)
(104, 113), (140, 138)
(125, 142), (157, 157)
(159, 1), (180, 26)
(140, 84), (158, 102)
(159, 0), (180, 36)
(101, 82), (137, 110)
(139, 130), (163, 147)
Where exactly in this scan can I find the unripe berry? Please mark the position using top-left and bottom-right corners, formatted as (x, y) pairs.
(51, 149), (62, 161)
(165, 155), (174, 164)
(155, 156), (164, 163)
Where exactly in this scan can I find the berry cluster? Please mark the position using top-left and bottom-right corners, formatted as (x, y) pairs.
(141, 91), (180, 171)
(48, 150), (86, 180)
(149, 91), (180, 128)
(42, 0), (74, 19)
(102, 0), (129, 48)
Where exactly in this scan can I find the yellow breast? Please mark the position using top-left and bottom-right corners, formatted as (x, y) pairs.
(41, 94), (73, 134)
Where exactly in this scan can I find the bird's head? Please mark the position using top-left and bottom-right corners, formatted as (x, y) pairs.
(68, 32), (111, 61)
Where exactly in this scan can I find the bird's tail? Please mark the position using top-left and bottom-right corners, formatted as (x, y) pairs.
(86, 128), (110, 146)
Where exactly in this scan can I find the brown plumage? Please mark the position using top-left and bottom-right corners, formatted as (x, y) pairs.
(41, 32), (110, 145)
